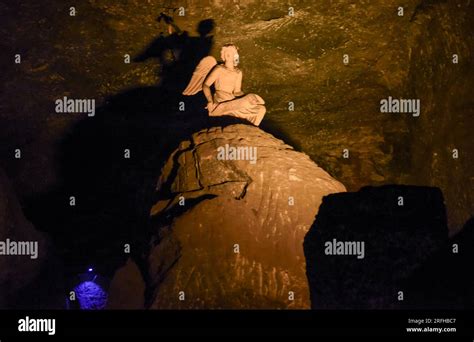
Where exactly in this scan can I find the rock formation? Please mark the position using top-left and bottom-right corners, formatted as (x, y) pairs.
(401, 216), (474, 309)
(107, 258), (146, 309)
(144, 124), (345, 309)
(0, 168), (50, 308)
(304, 185), (449, 309)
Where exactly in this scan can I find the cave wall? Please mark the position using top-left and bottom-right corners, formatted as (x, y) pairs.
(404, 0), (474, 231)
(2, 1), (472, 233)
(0, 168), (50, 308)
(0, 0), (472, 310)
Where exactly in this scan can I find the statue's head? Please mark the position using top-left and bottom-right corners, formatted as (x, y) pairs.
(221, 44), (239, 66)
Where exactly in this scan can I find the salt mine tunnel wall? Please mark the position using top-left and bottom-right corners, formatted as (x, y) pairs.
(0, 0), (473, 310)
(403, 0), (474, 232)
(0, 0), (471, 233)
(300, 0), (474, 310)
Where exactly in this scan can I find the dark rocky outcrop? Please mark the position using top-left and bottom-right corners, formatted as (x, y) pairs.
(107, 258), (146, 309)
(304, 185), (448, 309)
(402, 216), (474, 309)
(0, 168), (50, 308)
(143, 124), (345, 309)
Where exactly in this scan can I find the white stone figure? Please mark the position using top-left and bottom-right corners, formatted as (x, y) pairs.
(182, 44), (266, 126)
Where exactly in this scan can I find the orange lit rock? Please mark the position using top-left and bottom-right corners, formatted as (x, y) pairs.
(107, 258), (145, 309)
(146, 124), (345, 309)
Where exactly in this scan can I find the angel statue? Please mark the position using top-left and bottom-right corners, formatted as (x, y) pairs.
(182, 44), (266, 126)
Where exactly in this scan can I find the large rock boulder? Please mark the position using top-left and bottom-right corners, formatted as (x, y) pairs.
(0, 168), (50, 308)
(304, 185), (449, 309)
(107, 258), (146, 309)
(145, 124), (345, 309)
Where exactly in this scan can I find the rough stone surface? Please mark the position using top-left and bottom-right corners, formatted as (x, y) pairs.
(146, 124), (346, 309)
(1, 0), (472, 232)
(74, 280), (108, 310)
(304, 185), (448, 309)
(106, 258), (145, 309)
(0, 168), (49, 308)
(1, 0), (472, 309)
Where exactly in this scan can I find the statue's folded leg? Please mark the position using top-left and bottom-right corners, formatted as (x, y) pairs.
(253, 105), (266, 126)
(210, 94), (266, 126)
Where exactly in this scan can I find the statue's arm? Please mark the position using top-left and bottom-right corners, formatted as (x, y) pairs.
(203, 68), (220, 107)
(233, 70), (244, 97)
(202, 84), (213, 104)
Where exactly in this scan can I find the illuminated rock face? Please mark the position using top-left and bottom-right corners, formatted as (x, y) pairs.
(0, 169), (49, 308)
(146, 124), (345, 309)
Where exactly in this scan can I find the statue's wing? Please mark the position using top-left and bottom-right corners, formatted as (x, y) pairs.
(182, 56), (217, 95)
